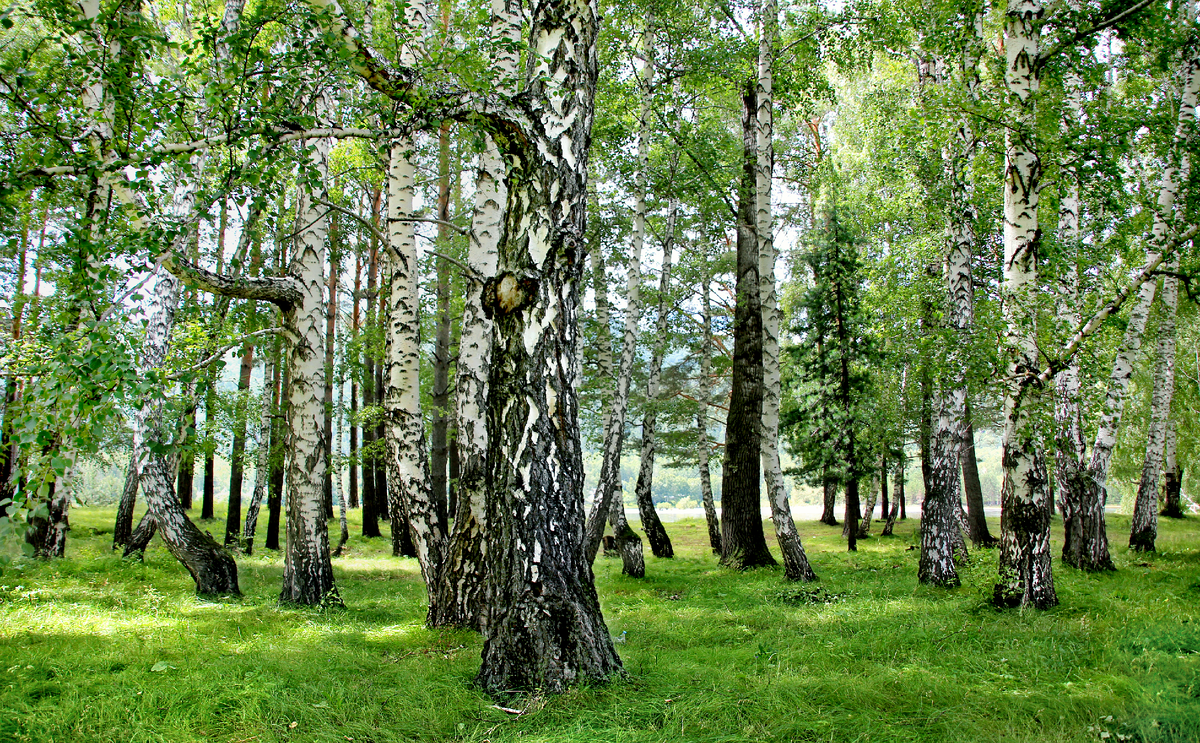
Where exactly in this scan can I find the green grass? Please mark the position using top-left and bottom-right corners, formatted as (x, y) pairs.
(1, 506), (1198, 742)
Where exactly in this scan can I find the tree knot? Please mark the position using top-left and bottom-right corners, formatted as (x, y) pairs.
(483, 273), (539, 319)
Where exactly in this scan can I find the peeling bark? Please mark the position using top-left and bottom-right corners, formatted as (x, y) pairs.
(476, 0), (624, 696)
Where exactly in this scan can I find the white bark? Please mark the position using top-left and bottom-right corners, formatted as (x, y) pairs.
(757, 0), (814, 581)
(582, 28), (653, 571)
(383, 136), (442, 578)
(1131, 258), (1178, 550)
(243, 338), (275, 554)
(280, 94), (338, 605)
(429, 0), (520, 630)
(994, 0), (1057, 609)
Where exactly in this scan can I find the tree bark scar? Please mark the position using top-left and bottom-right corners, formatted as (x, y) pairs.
(483, 273), (539, 318)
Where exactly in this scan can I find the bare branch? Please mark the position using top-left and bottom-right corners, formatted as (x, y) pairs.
(163, 252), (303, 309)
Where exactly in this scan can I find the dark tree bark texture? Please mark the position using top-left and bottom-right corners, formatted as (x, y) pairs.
(719, 84), (775, 571)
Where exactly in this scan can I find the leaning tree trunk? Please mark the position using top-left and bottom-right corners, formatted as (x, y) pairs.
(582, 27), (650, 574)
(133, 264), (240, 595)
(1073, 9), (1198, 569)
(695, 262), (721, 555)
(1131, 264), (1179, 551)
(475, 0), (624, 696)
(993, 0), (1057, 610)
(757, 0), (815, 581)
(721, 82), (775, 571)
(629, 24), (673, 560)
(113, 455), (140, 550)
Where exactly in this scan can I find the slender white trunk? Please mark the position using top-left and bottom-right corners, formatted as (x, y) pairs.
(333, 361), (350, 555)
(696, 264), (721, 554)
(243, 338), (275, 554)
(582, 27), (652, 573)
(383, 137), (442, 576)
(634, 179), (675, 559)
(1054, 63), (1088, 561)
(994, 0), (1057, 609)
(1131, 259), (1178, 551)
(757, 0), (814, 581)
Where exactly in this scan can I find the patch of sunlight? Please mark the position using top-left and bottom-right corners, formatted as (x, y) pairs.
(0, 603), (180, 638)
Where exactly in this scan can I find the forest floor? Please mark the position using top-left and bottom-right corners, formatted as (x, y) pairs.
(1, 506), (1197, 743)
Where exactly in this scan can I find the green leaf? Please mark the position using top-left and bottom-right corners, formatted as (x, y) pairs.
(150, 661), (174, 672)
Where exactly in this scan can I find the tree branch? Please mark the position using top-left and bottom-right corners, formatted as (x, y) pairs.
(1041, 223), (1199, 382)
(1036, 0), (1159, 70)
(163, 252), (303, 309)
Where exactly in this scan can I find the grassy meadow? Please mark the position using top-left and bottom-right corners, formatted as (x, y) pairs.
(1, 506), (1198, 742)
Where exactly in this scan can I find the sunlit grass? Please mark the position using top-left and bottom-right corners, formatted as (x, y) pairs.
(1, 505), (1197, 742)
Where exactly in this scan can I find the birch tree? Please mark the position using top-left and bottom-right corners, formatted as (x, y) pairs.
(757, 0), (815, 581)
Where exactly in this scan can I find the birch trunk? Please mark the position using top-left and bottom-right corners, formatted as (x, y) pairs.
(1161, 422), (1183, 518)
(431, 123), (453, 526)
(429, 0), (521, 631)
(243, 335), (275, 555)
(1131, 262), (1178, 551)
(882, 460), (902, 536)
(581, 39), (651, 570)
(224, 337), (255, 549)
(279, 100), (338, 606)
(920, 386), (964, 586)
(758, 0), (814, 581)
(1073, 15), (1198, 569)
(383, 135), (444, 589)
(633, 185), (676, 560)
(696, 263), (721, 554)
(721, 82), (775, 570)
(476, 0), (624, 695)
(1054, 40), (1090, 565)
(133, 264), (240, 595)
(993, 0), (1056, 609)
(333, 360), (350, 556)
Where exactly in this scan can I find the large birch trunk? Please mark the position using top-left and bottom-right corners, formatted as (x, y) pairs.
(476, 0), (624, 695)
(280, 104), (338, 606)
(721, 82), (775, 570)
(993, 0), (1056, 609)
(758, 0), (814, 581)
